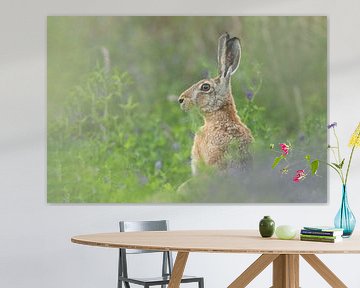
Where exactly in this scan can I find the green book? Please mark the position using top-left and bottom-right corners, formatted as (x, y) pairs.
(300, 236), (342, 243)
(300, 234), (340, 240)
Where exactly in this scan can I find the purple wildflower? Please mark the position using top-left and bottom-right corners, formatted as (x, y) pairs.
(201, 69), (210, 79)
(138, 174), (149, 185)
(327, 122), (337, 129)
(155, 160), (163, 170)
(245, 90), (254, 101)
(172, 142), (180, 151)
(298, 133), (305, 142)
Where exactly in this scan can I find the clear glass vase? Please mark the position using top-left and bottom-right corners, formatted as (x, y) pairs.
(334, 185), (356, 237)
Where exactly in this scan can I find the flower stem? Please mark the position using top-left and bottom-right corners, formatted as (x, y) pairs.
(333, 127), (342, 161)
(320, 160), (345, 184)
(344, 145), (355, 185)
(328, 160), (345, 185)
(330, 147), (339, 164)
(332, 127), (345, 182)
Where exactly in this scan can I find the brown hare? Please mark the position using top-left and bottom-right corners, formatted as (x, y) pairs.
(178, 33), (254, 175)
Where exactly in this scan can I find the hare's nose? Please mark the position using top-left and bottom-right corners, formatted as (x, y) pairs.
(178, 97), (184, 104)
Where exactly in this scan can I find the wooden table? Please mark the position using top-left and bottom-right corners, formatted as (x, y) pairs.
(71, 230), (360, 288)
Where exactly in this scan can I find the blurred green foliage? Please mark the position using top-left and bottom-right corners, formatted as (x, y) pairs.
(47, 16), (327, 203)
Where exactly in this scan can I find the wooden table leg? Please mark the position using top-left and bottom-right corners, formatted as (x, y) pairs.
(272, 254), (299, 288)
(288, 255), (299, 288)
(168, 252), (189, 288)
(228, 254), (279, 288)
(301, 254), (347, 288)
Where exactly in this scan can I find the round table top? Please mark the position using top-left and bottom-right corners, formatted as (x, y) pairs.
(71, 230), (360, 254)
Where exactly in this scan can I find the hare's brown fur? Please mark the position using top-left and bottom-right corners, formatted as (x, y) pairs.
(179, 33), (253, 175)
(192, 91), (253, 172)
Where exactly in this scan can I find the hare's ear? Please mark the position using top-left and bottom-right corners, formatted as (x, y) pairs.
(223, 37), (241, 78)
(218, 33), (230, 76)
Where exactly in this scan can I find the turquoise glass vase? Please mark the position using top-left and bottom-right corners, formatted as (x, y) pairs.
(334, 185), (356, 237)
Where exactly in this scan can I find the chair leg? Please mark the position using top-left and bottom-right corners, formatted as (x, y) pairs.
(199, 278), (204, 288)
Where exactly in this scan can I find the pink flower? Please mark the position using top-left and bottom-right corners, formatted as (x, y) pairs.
(279, 143), (289, 156)
(293, 169), (306, 183)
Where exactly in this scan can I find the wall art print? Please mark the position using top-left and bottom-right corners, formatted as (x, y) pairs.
(47, 16), (327, 203)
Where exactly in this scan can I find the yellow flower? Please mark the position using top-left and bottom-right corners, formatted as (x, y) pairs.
(349, 122), (360, 147)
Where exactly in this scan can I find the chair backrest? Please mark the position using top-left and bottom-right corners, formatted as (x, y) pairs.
(118, 220), (174, 282)
(120, 220), (168, 232)
(119, 220), (169, 254)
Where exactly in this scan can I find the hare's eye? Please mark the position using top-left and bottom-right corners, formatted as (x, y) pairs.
(200, 83), (211, 92)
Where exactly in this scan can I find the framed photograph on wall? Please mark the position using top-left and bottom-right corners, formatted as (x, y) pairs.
(47, 16), (327, 203)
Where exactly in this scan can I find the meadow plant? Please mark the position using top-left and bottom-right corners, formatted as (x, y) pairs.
(271, 122), (360, 185)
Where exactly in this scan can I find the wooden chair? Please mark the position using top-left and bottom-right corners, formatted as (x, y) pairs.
(118, 220), (204, 288)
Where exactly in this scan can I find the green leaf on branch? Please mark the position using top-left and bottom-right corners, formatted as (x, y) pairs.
(272, 155), (284, 169)
(332, 162), (340, 169)
(339, 158), (345, 169)
(305, 155), (311, 163)
(332, 160), (345, 169)
(311, 160), (319, 175)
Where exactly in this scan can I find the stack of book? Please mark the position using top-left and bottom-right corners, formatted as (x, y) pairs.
(300, 226), (344, 243)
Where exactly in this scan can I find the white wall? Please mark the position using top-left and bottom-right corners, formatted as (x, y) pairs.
(1, 0), (360, 287)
